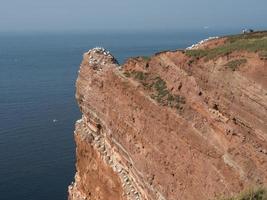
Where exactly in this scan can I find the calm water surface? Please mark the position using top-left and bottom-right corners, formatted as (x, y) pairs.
(0, 30), (233, 200)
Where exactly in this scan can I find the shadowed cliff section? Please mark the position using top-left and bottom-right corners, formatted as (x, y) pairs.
(69, 32), (267, 200)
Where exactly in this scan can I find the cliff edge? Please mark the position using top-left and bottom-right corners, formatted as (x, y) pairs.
(68, 32), (267, 200)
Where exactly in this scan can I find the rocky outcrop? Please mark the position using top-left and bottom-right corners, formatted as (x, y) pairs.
(69, 33), (267, 200)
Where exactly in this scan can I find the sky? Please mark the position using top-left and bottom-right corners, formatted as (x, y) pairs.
(0, 0), (266, 32)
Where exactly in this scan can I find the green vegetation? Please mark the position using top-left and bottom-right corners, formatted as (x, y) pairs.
(123, 71), (131, 77)
(187, 59), (195, 65)
(142, 56), (151, 61)
(133, 71), (148, 80)
(154, 77), (167, 94)
(150, 77), (185, 107)
(150, 77), (169, 103)
(227, 32), (267, 43)
(146, 76), (185, 109)
(220, 187), (267, 200)
(225, 59), (247, 71)
(123, 71), (185, 110)
(185, 32), (267, 61)
(185, 49), (209, 58)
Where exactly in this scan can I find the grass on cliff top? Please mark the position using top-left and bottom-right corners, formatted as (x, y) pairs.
(227, 31), (267, 43)
(185, 31), (267, 60)
(220, 187), (267, 200)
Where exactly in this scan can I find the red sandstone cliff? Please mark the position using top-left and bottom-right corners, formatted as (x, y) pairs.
(68, 32), (267, 200)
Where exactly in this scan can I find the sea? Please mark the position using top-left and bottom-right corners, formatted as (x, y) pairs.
(0, 29), (236, 200)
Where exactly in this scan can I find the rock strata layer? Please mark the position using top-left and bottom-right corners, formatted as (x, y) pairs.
(69, 34), (267, 200)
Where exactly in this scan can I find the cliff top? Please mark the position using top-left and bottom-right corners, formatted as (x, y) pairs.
(84, 31), (267, 71)
(185, 31), (267, 60)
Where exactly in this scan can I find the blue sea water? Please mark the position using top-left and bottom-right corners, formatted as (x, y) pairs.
(0, 30), (234, 200)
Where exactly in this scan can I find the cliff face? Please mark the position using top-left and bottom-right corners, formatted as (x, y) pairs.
(69, 32), (267, 200)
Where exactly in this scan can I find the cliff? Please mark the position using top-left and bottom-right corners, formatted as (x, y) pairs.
(68, 32), (267, 200)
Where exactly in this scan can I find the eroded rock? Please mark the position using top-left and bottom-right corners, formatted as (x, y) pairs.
(69, 34), (267, 200)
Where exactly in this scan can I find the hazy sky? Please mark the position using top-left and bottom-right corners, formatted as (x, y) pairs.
(1, 0), (266, 32)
